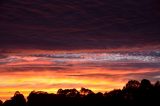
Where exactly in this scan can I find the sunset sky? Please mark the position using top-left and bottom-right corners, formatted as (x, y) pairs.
(0, 0), (160, 101)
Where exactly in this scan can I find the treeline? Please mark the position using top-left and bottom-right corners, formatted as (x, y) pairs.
(1, 79), (160, 106)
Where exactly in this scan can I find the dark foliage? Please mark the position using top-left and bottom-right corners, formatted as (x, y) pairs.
(1, 79), (160, 106)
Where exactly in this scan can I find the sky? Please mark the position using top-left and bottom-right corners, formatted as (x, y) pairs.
(0, 0), (160, 101)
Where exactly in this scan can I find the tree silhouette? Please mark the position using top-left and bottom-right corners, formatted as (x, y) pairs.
(1, 79), (160, 106)
(123, 80), (140, 90)
(80, 87), (94, 96)
(2, 91), (26, 106)
(11, 91), (26, 106)
(0, 100), (2, 106)
(57, 88), (80, 97)
(3, 100), (13, 106)
(154, 81), (160, 88)
(140, 79), (152, 90)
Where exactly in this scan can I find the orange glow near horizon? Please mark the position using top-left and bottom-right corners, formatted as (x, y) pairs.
(0, 50), (159, 101)
(0, 67), (156, 101)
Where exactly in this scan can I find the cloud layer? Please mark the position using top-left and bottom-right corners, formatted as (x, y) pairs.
(0, 0), (160, 50)
(0, 0), (160, 101)
(0, 50), (160, 100)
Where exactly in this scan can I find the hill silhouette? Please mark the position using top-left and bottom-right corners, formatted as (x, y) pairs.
(1, 79), (160, 106)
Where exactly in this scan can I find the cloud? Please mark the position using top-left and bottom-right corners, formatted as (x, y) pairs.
(0, 0), (160, 50)
(0, 51), (159, 72)
(0, 0), (160, 101)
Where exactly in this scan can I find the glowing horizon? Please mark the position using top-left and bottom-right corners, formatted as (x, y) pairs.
(1, 0), (160, 103)
(0, 49), (160, 101)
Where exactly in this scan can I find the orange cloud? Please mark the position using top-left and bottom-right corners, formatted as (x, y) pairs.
(0, 66), (158, 101)
(0, 50), (159, 101)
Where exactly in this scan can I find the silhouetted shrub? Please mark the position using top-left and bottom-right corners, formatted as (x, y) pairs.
(2, 91), (26, 106)
(1, 79), (160, 106)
